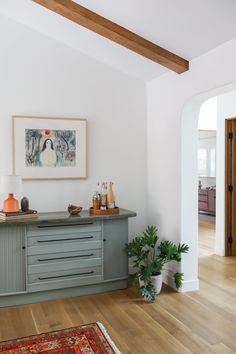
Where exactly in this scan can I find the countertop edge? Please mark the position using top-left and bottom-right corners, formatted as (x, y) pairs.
(0, 208), (137, 226)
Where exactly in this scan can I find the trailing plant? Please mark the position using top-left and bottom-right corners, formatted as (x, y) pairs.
(125, 225), (189, 302)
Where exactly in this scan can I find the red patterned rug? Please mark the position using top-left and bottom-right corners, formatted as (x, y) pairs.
(0, 322), (121, 354)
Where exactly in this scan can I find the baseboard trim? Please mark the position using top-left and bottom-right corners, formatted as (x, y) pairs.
(162, 272), (199, 292)
(129, 266), (199, 292)
(215, 247), (225, 256)
(179, 279), (199, 292)
(0, 279), (128, 308)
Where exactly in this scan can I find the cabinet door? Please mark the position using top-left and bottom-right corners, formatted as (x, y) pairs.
(103, 219), (128, 280)
(208, 190), (216, 213)
(198, 190), (209, 211)
(0, 226), (26, 294)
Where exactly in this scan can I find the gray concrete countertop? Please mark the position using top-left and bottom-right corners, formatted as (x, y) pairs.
(0, 208), (136, 227)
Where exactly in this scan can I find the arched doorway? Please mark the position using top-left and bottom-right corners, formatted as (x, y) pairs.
(181, 83), (236, 290)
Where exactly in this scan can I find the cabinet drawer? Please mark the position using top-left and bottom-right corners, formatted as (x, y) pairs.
(27, 240), (102, 256)
(27, 266), (102, 292)
(28, 255), (102, 274)
(27, 223), (101, 237)
(28, 249), (101, 266)
(199, 195), (208, 202)
(199, 201), (208, 210)
(198, 190), (208, 196)
(27, 230), (102, 256)
(28, 231), (101, 247)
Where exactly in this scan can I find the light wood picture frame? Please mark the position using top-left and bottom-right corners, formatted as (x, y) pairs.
(13, 116), (87, 180)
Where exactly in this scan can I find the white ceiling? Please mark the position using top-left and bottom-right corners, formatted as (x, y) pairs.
(1, 0), (236, 81)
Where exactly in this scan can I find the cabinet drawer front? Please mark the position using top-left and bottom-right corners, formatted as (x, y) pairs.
(199, 195), (208, 202)
(27, 240), (102, 256)
(28, 249), (101, 266)
(27, 266), (102, 292)
(199, 201), (208, 210)
(198, 190), (208, 196)
(28, 257), (102, 274)
(27, 223), (101, 237)
(28, 231), (101, 247)
(28, 275), (102, 293)
(28, 266), (101, 284)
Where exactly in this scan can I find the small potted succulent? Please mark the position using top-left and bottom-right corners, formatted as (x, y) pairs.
(125, 225), (189, 302)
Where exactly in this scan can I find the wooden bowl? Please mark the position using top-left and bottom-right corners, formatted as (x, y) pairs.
(68, 204), (82, 216)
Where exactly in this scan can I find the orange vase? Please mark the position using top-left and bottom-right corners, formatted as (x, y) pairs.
(3, 194), (19, 213)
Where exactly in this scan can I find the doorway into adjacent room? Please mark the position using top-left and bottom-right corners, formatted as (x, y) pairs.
(182, 85), (236, 291)
(198, 97), (216, 258)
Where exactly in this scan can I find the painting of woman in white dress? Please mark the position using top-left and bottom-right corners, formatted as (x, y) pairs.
(40, 139), (57, 166)
(25, 129), (76, 167)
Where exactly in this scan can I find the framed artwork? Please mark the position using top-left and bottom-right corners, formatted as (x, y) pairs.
(13, 116), (87, 180)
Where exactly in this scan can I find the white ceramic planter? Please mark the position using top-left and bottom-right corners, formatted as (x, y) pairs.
(139, 273), (163, 294)
(138, 277), (145, 288)
(150, 273), (163, 294)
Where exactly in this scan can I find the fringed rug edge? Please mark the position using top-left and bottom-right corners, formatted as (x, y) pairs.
(97, 322), (122, 354)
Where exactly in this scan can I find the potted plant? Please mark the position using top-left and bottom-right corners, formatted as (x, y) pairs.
(125, 225), (189, 302)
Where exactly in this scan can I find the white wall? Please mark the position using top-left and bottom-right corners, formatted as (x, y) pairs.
(198, 97), (217, 131)
(216, 91), (236, 256)
(0, 15), (147, 235)
(147, 37), (236, 291)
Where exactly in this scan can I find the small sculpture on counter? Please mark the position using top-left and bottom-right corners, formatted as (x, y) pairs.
(21, 197), (29, 212)
(68, 204), (83, 216)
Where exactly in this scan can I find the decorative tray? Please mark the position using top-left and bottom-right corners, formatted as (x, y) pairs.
(89, 207), (119, 215)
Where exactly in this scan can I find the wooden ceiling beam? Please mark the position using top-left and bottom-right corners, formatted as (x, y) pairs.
(32, 0), (189, 74)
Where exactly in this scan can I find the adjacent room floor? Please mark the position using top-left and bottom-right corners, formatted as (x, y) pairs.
(198, 213), (215, 257)
(0, 218), (236, 353)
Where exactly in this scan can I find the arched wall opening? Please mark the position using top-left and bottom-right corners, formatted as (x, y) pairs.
(181, 82), (236, 290)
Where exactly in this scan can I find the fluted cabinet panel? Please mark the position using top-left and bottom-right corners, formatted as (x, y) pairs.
(0, 226), (26, 294)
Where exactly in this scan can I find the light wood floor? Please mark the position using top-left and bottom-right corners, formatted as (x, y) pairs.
(0, 220), (236, 354)
(198, 213), (215, 257)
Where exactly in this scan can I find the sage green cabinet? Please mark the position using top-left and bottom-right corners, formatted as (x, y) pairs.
(0, 226), (26, 294)
(0, 209), (136, 306)
(103, 219), (128, 280)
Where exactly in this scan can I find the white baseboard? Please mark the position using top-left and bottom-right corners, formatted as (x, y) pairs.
(129, 266), (199, 292)
(162, 271), (199, 292)
(179, 279), (199, 292)
(214, 247), (225, 256)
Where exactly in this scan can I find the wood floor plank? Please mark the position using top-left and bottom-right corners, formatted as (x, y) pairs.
(138, 300), (212, 353)
(0, 305), (37, 341)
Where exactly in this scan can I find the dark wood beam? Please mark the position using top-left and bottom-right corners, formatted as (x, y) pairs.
(32, 0), (189, 74)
